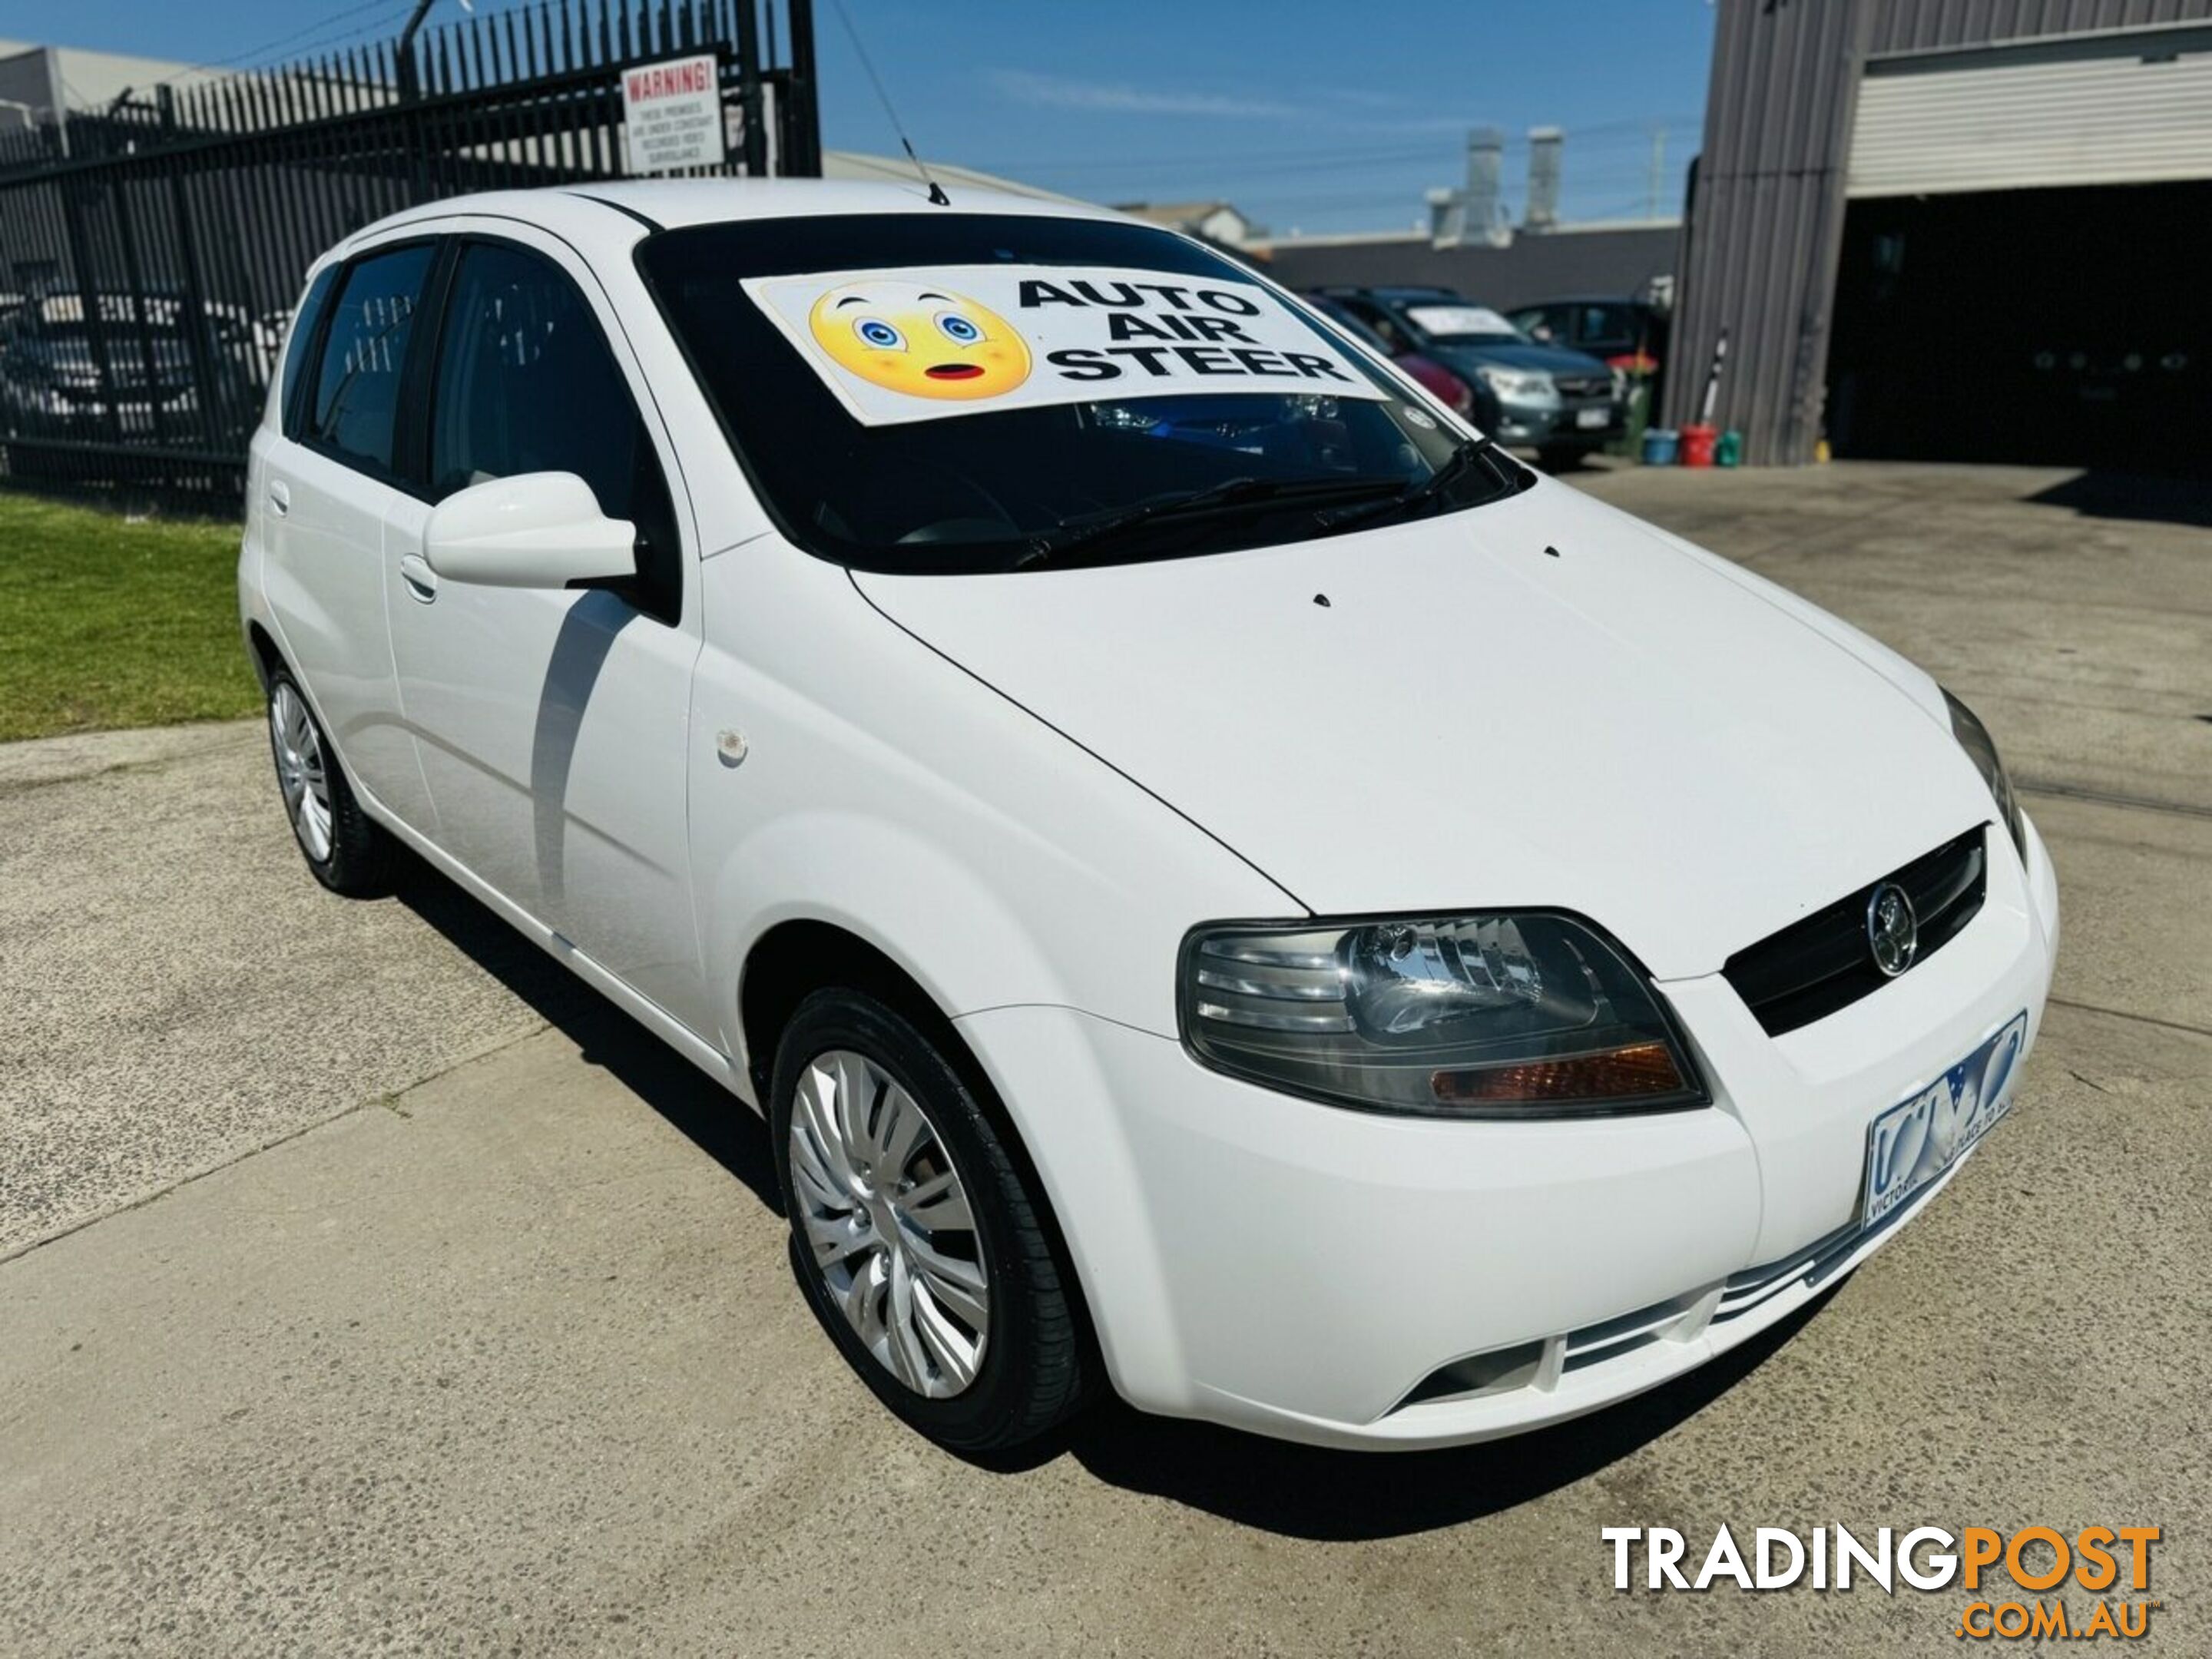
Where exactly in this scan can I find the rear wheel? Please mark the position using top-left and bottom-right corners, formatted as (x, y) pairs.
(266, 670), (391, 896)
(770, 988), (1088, 1452)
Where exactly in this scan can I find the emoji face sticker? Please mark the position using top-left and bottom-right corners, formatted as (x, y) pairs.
(806, 281), (1032, 402)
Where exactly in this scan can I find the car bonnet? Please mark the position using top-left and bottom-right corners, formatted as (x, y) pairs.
(851, 478), (1992, 979)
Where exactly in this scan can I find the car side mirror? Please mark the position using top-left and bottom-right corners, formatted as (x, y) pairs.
(422, 471), (635, 590)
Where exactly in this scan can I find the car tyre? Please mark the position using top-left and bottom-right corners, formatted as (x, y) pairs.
(1537, 442), (1589, 473)
(770, 988), (1088, 1452)
(265, 667), (392, 896)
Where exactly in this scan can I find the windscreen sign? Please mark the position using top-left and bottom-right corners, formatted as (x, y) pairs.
(742, 265), (1391, 426)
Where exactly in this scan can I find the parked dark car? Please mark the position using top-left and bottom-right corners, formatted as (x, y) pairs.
(1303, 293), (1475, 417)
(1509, 294), (1668, 417)
(1507, 296), (1667, 381)
(1315, 285), (1621, 469)
(0, 292), (254, 445)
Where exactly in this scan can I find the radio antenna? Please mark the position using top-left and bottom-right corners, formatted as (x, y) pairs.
(828, 0), (951, 206)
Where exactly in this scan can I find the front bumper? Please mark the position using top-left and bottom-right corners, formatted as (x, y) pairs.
(1490, 396), (1621, 448)
(957, 814), (2058, 1450)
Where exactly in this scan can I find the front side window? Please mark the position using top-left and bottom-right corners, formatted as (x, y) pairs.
(428, 240), (680, 621)
(1335, 296), (1408, 354)
(1508, 306), (1562, 343)
(640, 216), (1525, 574)
(307, 243), (435, 476)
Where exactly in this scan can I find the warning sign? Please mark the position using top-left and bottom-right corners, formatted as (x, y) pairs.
(621, 53), (724, 174)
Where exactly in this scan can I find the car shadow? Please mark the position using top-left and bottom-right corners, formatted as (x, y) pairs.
(1005, 1283), (1843, 1539)
(386, 853), (1836, 1535)
(2025, 470), (2212, 529)
(389, 854), (782, 1217)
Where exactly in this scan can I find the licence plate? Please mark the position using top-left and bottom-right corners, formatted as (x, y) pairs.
(1863, 1012), (2028, 1226)
(1575, 406), (1611, 429)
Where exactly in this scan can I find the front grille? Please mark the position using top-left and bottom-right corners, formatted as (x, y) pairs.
(1722, 826), (1988, 1037)
(1553, 374), (1611, 399)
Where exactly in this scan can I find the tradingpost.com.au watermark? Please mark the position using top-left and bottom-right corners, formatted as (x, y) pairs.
(1604, 1525), (2164, 1640)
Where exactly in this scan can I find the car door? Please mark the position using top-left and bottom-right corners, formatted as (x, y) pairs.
(259, 242), (442, 833)
(382, 231), (710, 1034)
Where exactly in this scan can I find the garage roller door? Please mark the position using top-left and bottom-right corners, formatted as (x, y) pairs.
(1849, 30), (2212, 198)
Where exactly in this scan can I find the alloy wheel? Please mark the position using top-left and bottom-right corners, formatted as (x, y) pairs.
(786, 1048), (991, 1398)
(269, 682), (333, 863)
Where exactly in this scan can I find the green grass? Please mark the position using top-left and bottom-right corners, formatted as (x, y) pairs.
(0, 490), (257, 743)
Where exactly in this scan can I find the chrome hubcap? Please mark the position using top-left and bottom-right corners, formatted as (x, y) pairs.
(787, 1049), (989, 1398)
(268, 683), (333, 863)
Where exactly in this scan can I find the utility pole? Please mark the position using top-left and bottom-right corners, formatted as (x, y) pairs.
(1647, 124), (1666, 221)
(786, 0), (822, 176)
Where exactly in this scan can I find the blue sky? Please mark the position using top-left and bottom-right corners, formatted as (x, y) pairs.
(6, 0), (1717, 235)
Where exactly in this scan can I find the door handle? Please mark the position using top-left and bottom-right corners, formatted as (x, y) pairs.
(398, 551), (439, 603)
(267, 479), (290, 517)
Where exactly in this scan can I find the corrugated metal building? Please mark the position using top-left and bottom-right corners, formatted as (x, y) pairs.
(1667, 0), (2212, 469)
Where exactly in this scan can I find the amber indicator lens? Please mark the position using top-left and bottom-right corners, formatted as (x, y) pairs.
(1431, 1041), (1685, 1105)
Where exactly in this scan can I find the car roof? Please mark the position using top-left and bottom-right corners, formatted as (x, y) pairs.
(1316, 285), (1465, 300)
(341, 178), (1131, 261)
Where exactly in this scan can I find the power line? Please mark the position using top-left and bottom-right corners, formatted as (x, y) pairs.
(977, 140), (1452, 176)
(237, 2), (422, 70)
(965, 114), (1702, 180)
(1052, 148), (1450, 187)
(202, 0), (413, 70)
(71, 0), (422, 103)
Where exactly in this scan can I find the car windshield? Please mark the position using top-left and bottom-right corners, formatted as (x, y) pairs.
(638, 214), (1525, 574)
(1399, 301), (1525, 345)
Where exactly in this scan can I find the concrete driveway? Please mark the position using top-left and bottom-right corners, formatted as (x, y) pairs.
(3, 462), (2207, 1655)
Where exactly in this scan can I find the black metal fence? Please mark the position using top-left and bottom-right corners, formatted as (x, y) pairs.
(0, 0), (820, 507)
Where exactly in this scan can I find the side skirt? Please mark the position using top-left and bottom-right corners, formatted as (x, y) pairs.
(354, 777), (762, 1115)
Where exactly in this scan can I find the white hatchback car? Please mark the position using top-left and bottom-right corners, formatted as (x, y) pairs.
(242, 181), (2057, 1452)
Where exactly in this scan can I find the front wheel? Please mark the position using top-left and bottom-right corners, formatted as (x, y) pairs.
(1536, 442), (1592, 473)
(770, 988), (1089, 1452)
(265, 669), (391, 896)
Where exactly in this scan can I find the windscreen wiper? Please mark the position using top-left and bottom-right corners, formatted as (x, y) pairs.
(1309, 440), (1507, 535)
(1015, 473), (1411, 571)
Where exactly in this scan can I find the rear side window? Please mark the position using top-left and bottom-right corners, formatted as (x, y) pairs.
(278, 265), (339, 439)
(426, 240), (680, 621)
(306, 243), (435, 476)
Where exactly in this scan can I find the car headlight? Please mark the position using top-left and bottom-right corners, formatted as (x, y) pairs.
(1942, 688), (2025, 857)
(1475, 366), (1555, 401)
(1179, 912), (1707, 1118)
